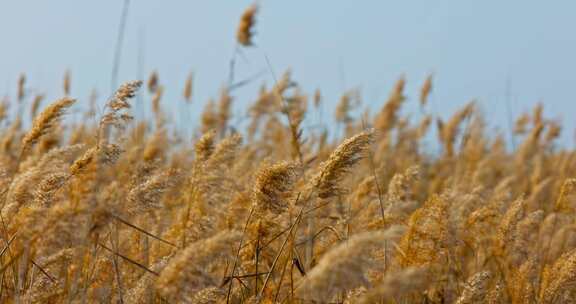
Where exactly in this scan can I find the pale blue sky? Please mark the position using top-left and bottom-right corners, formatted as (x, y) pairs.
(1, 1), (576, 145)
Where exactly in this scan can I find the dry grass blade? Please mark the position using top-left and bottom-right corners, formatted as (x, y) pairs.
(226, 206), (255, 303)
(98, 242), (159, 276)
(113, 215), (178, 248)
(259, 197), (303, 301)
(0, 249), (23, 277)
(0, 233), (17, 258)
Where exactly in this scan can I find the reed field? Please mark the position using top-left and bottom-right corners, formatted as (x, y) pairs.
(1, 3), (575, 304)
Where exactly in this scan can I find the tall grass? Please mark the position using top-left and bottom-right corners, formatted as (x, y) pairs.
(0, 3), (574, 304)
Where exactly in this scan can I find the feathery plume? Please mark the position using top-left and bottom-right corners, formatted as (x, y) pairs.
(314, 88), (322, 109)
(374, 77), (406, 133)
(253, 161), (298, 214)
(184, 72), (193, 103)
(297, 226), (406, 301)
(143, 128), (168, 161)
(69, 147), (97, 175)
(188, 287), (225, 304)
(312, 129), (373, 198)
(540, 249), (576, 303)
(514, 112), (531, 134)
(30, 94), (44, 120)
(109, 80), (142, 111)
(17, 73), (26, 102)
(206, 133), (242, 168)
(148, 70), (159, 93)
(63, 69), (71, 96)
(387, 165), (420, 202)
(545, 121), (561, 142)
(125, 257), (170, 303)
(152, 85), (164, 116)
(420, 74), (433, 107)
(417, 114), (433, 138)
(156, 231), (242, 303)
(127, 170), (173, 213)
(0, 98), (8, 123)
(358, 267), (430, 304)
(555, 178), (576, 212)
(495, 196), (526, 257)
(99, 80), (141, 144)
(335, 92), (353, 124)
(195, 130), (216, 162)
(21, 97), (75, 154)
(440, 101), (475, 157)
(455, 271), (492, 304)
(236, 4), (258, 46)
(98, 143), (124, 165)
(34, 172), (70, 206)
(510, 210), (544, 266)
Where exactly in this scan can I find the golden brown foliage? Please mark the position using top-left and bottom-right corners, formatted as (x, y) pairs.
(0, 13), (573, 302)
(0, 72), (572, 303)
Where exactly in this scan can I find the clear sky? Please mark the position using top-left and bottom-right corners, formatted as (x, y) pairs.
(1, 1), (576, 145)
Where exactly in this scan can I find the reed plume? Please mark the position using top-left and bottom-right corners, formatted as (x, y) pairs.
(0, 98), (7, 123)
(253, 161), (298, 214)
(420, 74), (433, 107)
(540, 249), (576, 303)
(195, 130), (216, 162)
(0, 41), (574, 303)
(455, 271), (492, 304)
(206, 133), (242, 168)
(69, 146), (97, 175)
(17, 73), (26, 102)
(358, 267), (430, 303)
(297, 226), (405, 301)
(156, 231), (242, 303)
(30, 94), (44, 119)
(63, 69), (71, 95)
(148, 70), (159, 93)
(374, 77), (406, 133)
(34, 172), (70, 206)
(236, 4), (258, 46)
(99, 80), (141, 144)
(127, 170), (173, 213)
(312, 129), (373, 199)
(21, 97), (75, 154)
(184, 72), (193, 103)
